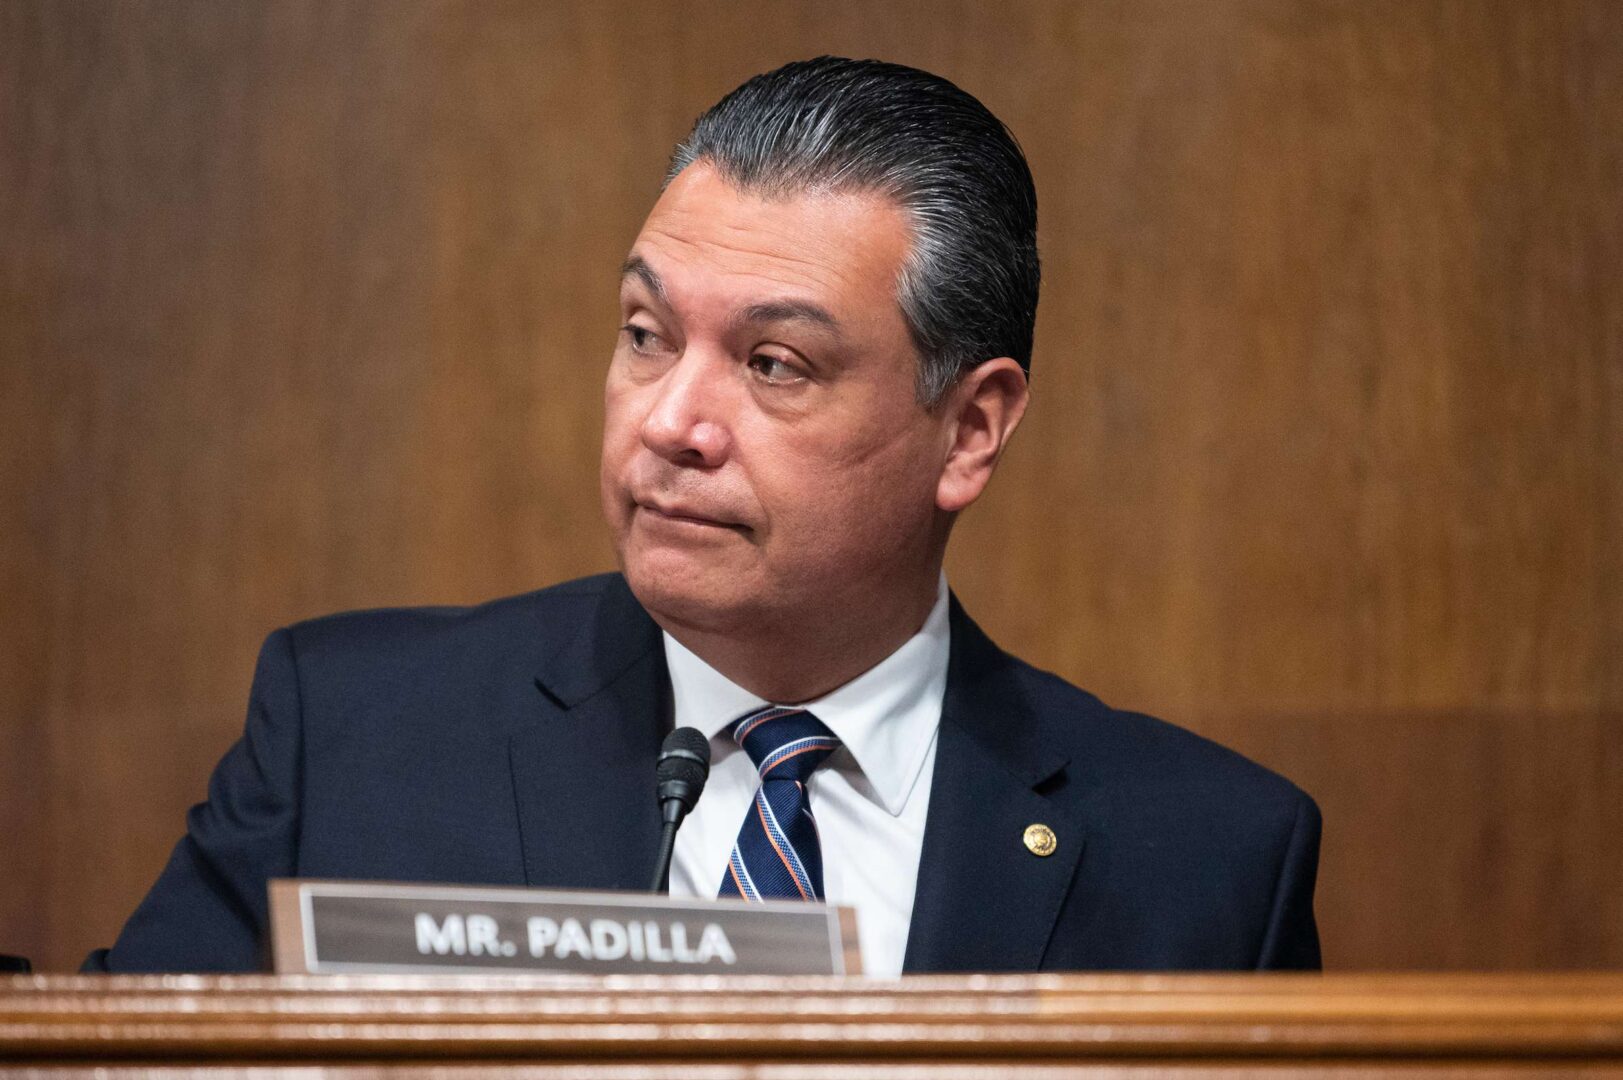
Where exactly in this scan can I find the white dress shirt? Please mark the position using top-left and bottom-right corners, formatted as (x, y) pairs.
(665, 576), (949, 978)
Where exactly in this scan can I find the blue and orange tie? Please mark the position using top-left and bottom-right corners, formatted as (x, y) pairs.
(718, 706), (840, 902)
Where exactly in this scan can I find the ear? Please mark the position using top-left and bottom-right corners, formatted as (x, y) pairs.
(936, 357), (1030, 513)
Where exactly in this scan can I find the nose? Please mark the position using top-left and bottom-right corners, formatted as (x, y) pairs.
(639, 351), (732, 468)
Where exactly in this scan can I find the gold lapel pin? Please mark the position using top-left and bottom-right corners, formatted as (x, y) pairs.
(1023, 823), (1057, 857)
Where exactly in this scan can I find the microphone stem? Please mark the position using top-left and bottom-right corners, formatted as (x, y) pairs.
(649, 818), (680, 893)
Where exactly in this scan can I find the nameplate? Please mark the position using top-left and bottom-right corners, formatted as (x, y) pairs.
(269, 879), (861, 976)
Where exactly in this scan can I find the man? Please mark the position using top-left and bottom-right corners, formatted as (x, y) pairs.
(89, 57), (1320, 975)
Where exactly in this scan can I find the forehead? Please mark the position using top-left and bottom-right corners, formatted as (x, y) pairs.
(625, 163), (912, 317)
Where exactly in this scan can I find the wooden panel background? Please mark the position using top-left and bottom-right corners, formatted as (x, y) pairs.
(1, 0), (1618, 973)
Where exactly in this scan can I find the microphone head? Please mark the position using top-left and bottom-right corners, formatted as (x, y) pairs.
(655, 727), (711, 818)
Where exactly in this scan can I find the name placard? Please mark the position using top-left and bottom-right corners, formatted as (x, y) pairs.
(269, 879), (861, 976)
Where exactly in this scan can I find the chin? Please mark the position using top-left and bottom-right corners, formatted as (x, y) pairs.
(620, 552), (764, 635)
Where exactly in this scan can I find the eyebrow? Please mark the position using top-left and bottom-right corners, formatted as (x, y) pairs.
(620, 255), (670, 307)
(733, 300), (841, 338)
(620, 254), (845, 342)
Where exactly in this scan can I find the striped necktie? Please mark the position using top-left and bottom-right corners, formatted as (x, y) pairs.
(718, 705), (840, 902)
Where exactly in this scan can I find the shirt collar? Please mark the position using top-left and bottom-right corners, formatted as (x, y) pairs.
(663, 574), (950, 817)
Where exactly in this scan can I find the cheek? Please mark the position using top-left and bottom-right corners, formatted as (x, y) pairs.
(600, 386), (640, 471)
(599, 392), (639, 522)
(765, 432), (940, 553)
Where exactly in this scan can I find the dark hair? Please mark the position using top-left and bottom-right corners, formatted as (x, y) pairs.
(667, 56), (1039, 406)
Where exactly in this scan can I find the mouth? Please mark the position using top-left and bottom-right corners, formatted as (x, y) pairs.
(634, 499), (748, 533)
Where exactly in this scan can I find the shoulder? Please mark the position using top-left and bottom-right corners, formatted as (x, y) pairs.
(282, 573), (622, 661)
(949, 604), (1314, 831)
(1019, 658), (1318, 851)
(1033, 660), (1308, 808)
(267, 573), (634, 706)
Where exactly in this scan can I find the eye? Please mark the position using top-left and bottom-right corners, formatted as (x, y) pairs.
(621, 324), (660, 352)
(747, 352), (805, 384)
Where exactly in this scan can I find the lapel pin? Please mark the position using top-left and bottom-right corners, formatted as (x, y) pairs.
(1023, 823), (1057, 857)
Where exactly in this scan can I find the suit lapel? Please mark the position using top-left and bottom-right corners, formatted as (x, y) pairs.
(903, 599), (1087, 973)
(506, 579), (1087, 964)
(509, 576), (669, 892)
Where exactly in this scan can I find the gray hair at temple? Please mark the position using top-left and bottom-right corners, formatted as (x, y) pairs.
(665, 56), (1040, 407)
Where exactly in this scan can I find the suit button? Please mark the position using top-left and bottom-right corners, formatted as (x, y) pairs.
(1023, 823), (1057, 857)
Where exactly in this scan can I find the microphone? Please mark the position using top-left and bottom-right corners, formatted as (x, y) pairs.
(649, 727), (711, 893)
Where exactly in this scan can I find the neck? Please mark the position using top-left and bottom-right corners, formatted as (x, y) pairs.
(659, 572), (942, 703)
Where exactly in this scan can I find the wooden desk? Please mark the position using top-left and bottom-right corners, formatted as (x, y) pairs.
(4, 973), (1622, 1076)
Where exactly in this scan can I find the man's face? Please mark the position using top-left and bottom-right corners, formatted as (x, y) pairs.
(600, 163), (955, 641)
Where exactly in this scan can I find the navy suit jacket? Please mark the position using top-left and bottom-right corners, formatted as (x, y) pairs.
(88, 573), (1321, 973)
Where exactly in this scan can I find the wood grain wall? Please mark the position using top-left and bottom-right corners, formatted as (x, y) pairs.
(2, 0), (1618, 973)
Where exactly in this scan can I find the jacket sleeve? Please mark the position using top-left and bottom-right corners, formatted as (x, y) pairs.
(1254, 791), (1323, 970)
(83, 628), (304, 973)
